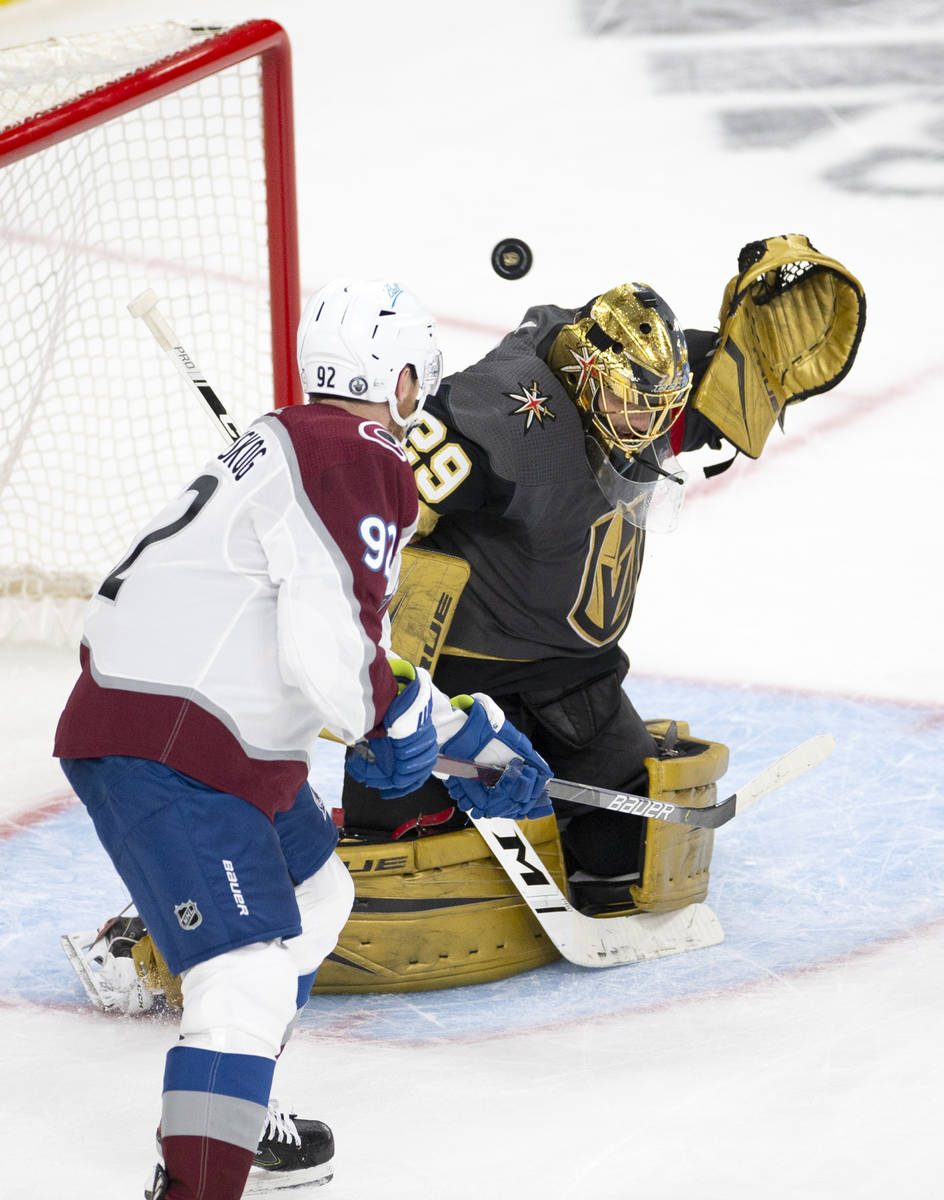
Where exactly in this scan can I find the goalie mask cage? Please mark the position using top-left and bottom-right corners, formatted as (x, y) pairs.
(0, 20), (301, 643)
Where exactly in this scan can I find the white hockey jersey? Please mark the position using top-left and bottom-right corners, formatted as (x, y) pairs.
(54, 404), (419, 817)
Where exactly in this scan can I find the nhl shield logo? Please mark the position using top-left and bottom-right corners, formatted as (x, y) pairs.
(174, 900), (203, 931)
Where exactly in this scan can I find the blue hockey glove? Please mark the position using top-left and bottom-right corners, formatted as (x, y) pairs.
(345, 659), (439, 800)
(440, 693), (553, 821)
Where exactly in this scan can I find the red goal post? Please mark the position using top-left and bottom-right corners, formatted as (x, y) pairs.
(0, 20), (302, 642)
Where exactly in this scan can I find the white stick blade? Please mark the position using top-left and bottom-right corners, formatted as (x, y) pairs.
(559, 902), (724, 968)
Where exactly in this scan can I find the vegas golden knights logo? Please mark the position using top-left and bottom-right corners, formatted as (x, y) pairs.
(567, 512), (642, 645)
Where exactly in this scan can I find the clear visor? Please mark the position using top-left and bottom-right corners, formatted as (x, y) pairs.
(586, 434), (687, 533)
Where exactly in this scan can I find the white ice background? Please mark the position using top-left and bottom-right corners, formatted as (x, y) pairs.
(1, 1), (943, 1198)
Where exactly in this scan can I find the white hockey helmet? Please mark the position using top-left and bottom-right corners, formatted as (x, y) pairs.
(297, 279), (443, 429)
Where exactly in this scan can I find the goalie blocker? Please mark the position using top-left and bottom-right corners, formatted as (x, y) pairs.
(66, 720), (727, 1002)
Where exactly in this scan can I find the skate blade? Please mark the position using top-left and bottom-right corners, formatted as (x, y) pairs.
(244, 1160), (334, 1193)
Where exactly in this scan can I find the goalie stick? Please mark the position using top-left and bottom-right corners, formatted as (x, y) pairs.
(382, 734), (832, 968)
(434, 733), (835, 830)
(464, 733), (833, 966)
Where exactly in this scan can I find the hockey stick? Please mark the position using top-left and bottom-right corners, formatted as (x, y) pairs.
(434, 733), (835, 830)
(128, 289), (240, 444)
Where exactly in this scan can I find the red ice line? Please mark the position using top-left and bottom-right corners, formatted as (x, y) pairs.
(0, 790), (77, 840)
(293, 911), (944, 1048)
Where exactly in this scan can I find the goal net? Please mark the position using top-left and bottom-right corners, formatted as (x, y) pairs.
(0, 20), (301, 644)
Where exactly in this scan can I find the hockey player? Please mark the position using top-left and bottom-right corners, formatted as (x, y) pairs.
(341, 236), (865, 902)
(53, 279), (552, 1200)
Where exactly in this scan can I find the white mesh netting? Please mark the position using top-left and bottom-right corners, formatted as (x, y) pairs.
(0, 23), (281, 642)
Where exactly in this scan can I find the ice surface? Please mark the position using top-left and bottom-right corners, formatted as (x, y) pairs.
(1, 1), (942, 1198)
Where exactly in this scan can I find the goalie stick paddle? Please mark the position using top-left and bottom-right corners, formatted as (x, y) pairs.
(128, 289), (240, 445)
(435, 733), (835, 829)
(470, 815), (723, 967)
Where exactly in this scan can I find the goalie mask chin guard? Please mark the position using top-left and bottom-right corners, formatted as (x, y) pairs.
(297, 279), (443, 430)
(548, 282), (692, 459)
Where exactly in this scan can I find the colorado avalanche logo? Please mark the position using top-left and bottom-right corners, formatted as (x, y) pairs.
(358, 420), (409, 463)
(507, 380), (555, 431)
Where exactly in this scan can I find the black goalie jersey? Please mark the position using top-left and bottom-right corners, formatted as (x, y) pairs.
(405, 303), (720, 696)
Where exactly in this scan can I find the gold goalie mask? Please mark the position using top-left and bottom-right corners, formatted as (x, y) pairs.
(548, 283), (692, 530)
(693, 234), (866, 457)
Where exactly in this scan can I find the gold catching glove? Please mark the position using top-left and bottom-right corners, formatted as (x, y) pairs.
(692, 234), (866, 458)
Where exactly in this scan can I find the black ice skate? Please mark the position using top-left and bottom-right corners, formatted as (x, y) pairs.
(246, 1101), (334, 1193)
(153, 1100), (334, 1194)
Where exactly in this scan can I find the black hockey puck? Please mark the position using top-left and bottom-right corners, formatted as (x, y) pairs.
(491, 238), (533, 280)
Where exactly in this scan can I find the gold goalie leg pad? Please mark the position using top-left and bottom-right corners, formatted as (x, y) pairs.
(387, 544), (470, 673)
(628, 720), (730, 913)
(312, 813), (567, 993)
